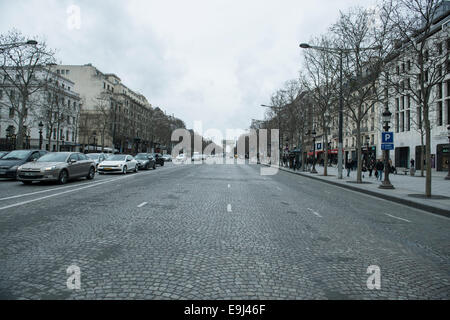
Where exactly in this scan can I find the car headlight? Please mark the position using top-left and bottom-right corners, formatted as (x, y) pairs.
(44, 166), (57, 171)
(118, 163), (123, 167)
(17, 165), (23, 171)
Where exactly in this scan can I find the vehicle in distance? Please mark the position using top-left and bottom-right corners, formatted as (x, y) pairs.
(192, 152), (203, 162)
(0, 150), (47, 179)
(175, 154), (187, 163)
(162, 154), (172, 162)
(135, 153), (156, 170)
(98, 154), (138, 174)
(17, 152), (96, 185)
(86, 153), (108, 169)
(151, 153), (165, 166)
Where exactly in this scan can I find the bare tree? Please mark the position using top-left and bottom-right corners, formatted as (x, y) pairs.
(0, 29), (56, 149)
(384, 0), (449, 196)
(93, 92), (114, 151)
(332, 6), (385, 183)
(301, 36), (340, 176)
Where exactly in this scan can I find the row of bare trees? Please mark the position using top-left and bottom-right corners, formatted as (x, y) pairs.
(256, 0), (449, 196)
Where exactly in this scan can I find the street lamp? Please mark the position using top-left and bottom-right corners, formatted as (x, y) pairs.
(261, 104), (282, 166)
(446, 125), (450, 180)
(0, 40), (38, 52)
(379, 108), (394, 189)
(311, 129), (317, 174)
(299, 42), (381, 180)
(366, 135), (370, 168)
(61, 134), (65, 152)
(92, 131), (97, 153)
(38, 121), (44, 150)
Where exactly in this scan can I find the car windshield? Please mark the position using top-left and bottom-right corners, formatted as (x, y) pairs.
(2, 150), (31, 160)
(86, 154), (100, 160)
(37, 153), (69, 162)
(135, 154), (148, 160)
(107, 155), (127, 161)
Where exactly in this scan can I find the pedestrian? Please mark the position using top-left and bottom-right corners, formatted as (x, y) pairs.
(368, 159), (375, 177)
(410, 158), (415, 176)
(346, 160), (351, 177)
(376, 159), (384, 181)
(389, 159), (397, 174)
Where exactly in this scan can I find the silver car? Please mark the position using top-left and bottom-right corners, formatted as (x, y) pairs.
(17, 152), (96, 185)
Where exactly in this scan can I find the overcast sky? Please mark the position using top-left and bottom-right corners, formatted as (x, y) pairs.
(1, 0), (377, 140)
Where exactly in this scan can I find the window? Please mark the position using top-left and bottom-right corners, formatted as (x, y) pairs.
(66, 70), (69, 75)
(447, 80), (450, 97)
(61, 70), (65, 75)
(396, 98), (400, 111)
(437, 101), (443, 126)
(438, 83), (443, 99)
(104, 82), (106, 89)
(406, 110), (410, 131)
(53, 128), (57, 139)
(400, 112), (404, 132)
(0, 90), (2, 99)
(424, 50), (429, 61)
(438, 42), (443, 55)
(57, 70), (60, 74)
(407, 60), (411, 71)
(9, 107), (14, 118)
(395, 112), (399, 133)
(396, 66), (400, 75)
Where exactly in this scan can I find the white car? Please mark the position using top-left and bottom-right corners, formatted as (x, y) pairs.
(97, 154), (138, 174)
(175, 154), (187, 163)
(192, 152), (202, 161)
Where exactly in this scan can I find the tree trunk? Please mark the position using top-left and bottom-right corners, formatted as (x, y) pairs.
(356, 123), (362, 183)
(420, 133), (425, 177)
(16, 97), (26, 149)
(323, 118), (328, 176)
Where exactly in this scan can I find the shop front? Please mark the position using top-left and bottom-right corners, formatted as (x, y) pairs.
(437, 144), (449, 171)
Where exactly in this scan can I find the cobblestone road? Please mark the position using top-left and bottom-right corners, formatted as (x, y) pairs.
(0, 162), (449, 299)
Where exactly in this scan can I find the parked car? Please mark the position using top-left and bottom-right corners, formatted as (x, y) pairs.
(0, 151), (9, 159)
(0, 150), (47, 179)
(175, 154), (187, 163)
(86, 153), (108, 169)
(192, 152), (202, 162)
(134, 153), (156, 170)
(17, 152), (96, 185)
(151, 153), (165, 166)
(98, 154), (138, 174)
(162, 154), (172, 162)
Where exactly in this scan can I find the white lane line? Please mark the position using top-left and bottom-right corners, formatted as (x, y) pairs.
(0, 177), (118, 201)
(227, 204), (232, 212)
(228, 184), (231, 188)
(384, 213), (411, 223)
(0, 174), (133, 211)
(276, 186), (282, 191)
(307, 208), (322, 218)
(137, 202), (148, 208)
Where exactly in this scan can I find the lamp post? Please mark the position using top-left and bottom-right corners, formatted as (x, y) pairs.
(92, 131), (97, 153)
(0, 40), (38, 53)
(61, 134), (65, 152)
(261, 104), (282, 166)
(311, 128), (317, 174)
(299, 42), (381, 180)
(365, 135), (370, 168)
(38, 121), (44, 150)
(379, 108), (394, 189)
(446, 125), (450, 180)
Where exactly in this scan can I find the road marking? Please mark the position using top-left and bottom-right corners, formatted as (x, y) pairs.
(307, 208), (322, 218)
(0, 174), (134, 211)
(137, 202), (148, 208)
(384, 213), (411, 223)
(228, 184), (230, 188)
(276, 186), (282, 191)
(227, 204), (232, 212)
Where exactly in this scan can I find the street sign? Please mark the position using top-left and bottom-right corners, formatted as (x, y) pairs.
(381, 143), (394, 150)
(382, 132), (394, 143)
(317, 143), (322, 150)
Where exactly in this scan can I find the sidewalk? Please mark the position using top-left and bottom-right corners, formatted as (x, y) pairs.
(265, 162), (450, 217)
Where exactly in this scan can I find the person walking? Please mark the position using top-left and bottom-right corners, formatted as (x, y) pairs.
(376, 159), (384, 181)
(346, 160), (351, 177)
(368, 159), (375, 177)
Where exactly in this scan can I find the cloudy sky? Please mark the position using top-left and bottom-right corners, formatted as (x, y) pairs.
(1, 0), (377, 140)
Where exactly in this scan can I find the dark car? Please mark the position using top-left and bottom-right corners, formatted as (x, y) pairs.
(151, 153), (165, 166)
(135, 153), (156, 170)
(0, 150), (47, 179)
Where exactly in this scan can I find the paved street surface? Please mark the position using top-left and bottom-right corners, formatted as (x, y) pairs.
(0, 162), (449, 300)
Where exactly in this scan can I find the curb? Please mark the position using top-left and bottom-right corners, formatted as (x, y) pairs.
(263, 164), (450, 218)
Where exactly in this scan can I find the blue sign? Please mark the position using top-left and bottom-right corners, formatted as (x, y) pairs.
(382, 132), (394, 143)
(381, 143), (394, 150)
(316, 143), (322, 150)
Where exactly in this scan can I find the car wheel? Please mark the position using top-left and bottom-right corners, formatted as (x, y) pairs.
(161, 161), (164, 166)
(22, 181), (32, 185)
(145, 163), (149, 170)
(123, 166), (127, 174)
(134, 165), (138, 173)
(58, 170), (68, 185)
(86, 167), (95, 180)
(153, 163), (156, 170)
